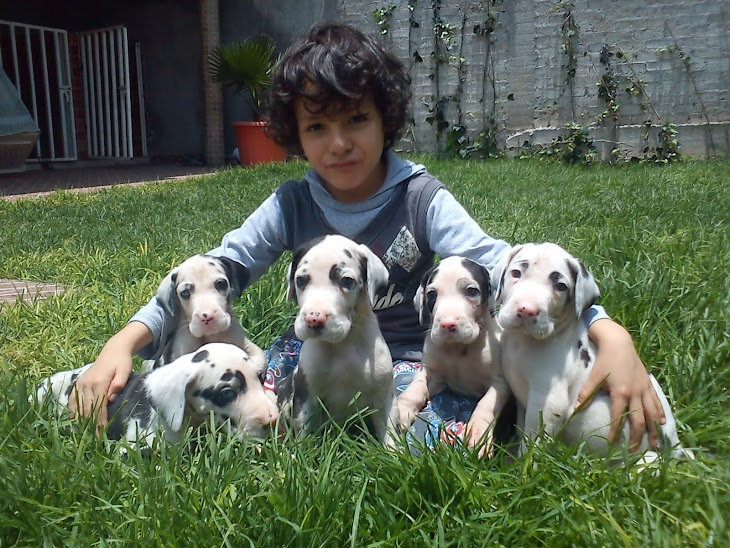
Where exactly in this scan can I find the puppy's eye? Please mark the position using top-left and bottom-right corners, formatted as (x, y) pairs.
(179, 288), (191, 300)
(340, 276), (356, 290)
(554, 282), (568, 292)
(295, 275), (309, 290)
(215, 279), (229, 292)
(465, 287), (480, 298)
(510, 269), (522, 279)
(210, 387), (237, 407)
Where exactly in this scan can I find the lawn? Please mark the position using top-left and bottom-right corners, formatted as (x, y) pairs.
(1, 157), (728, 546)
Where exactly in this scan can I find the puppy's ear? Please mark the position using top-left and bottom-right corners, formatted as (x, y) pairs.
(572, 259), (600, 317)
(491, 245), (523, 305)
(147, 353), (198, 433)
(413, 284), (424, 323)
(414, 263), (437, 325)
(213, 256), (249, 299)
(155, 267), (180, 317)
(287, 238), (322, 303)
(356, 244), (390, 305)
(286, 262), (297, 303)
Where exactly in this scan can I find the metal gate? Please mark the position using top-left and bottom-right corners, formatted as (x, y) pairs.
(80, 26), (138, 159)
(0, 20), (77, 161)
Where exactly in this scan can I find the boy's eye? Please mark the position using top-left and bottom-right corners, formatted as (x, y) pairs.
(350, 113), (368, 124)
(305, 123), (324, 133)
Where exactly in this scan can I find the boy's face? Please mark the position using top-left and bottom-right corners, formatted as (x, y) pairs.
(294, 93), (386, 204)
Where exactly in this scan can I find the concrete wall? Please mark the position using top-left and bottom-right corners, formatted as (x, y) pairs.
(339, 0), (730, 159)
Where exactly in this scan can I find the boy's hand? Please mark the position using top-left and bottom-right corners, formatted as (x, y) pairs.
(68, 321), (152, 429)
(575, 319), (666, 451)
(68, 355), (133, 427)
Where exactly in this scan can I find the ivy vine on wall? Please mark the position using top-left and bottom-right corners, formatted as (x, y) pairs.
(364, 1), (722, 163)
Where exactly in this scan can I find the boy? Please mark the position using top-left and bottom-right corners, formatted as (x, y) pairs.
(71, 22), (664, 451)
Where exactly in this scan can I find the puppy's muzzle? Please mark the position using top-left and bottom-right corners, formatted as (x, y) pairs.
(304, 311), (328, 332)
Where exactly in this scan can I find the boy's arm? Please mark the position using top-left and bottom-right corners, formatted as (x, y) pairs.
(425, 190), (665, 449)
(69, 321), (153, 427)
(578, 318), (666, 450)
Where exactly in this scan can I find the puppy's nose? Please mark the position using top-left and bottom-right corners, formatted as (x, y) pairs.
(305, 311), (327, 330)
(256, 405), (279, 427)
(516, 303), (538, 318)
(200, 311), (216, 323)
(439, 317), (459, 332)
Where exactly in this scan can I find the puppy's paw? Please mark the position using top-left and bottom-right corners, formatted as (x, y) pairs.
(466, 415), (496, 459)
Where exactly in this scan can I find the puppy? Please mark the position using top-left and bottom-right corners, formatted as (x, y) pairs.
(151, 254), (267, 373)
(35, 342), (279, 445)
(489, 242), (692, 462)
(398, 256), (503, 456)
(285, 235), (400, 446)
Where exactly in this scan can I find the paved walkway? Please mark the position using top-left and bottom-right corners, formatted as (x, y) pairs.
(1, 161), (216, 304)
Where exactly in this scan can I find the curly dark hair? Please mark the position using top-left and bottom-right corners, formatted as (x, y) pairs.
(263, 22), (411, 154)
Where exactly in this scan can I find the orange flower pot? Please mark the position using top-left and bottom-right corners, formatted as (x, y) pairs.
(232, 121), (287, 166)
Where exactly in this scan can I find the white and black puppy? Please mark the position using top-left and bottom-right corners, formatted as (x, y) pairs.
(398, 256), (503, 456)
(285, 234), (400, 446)
(488, 242), (692, 462)
(35, 342), (279, 445)
(151, 254), (267, 373)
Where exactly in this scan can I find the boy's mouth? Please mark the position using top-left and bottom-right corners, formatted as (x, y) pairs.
(329, 159), (358, 169)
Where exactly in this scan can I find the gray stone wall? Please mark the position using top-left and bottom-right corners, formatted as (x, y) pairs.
(338, 0), (730, 159)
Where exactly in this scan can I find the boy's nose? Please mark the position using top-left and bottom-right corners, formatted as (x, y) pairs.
(329, 128), (352, 154)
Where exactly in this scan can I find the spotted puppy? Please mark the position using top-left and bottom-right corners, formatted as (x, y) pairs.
(285, 235), (400, 446)
(487, 242), (692, 461)
(151, 254), (267, 373)
(398, 256), (502, 456)
(36, 342), (279, 445)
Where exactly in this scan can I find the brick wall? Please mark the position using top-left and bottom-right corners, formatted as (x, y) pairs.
(338, 0), (730, 159)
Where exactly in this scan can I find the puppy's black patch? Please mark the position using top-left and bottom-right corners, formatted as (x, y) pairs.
(106, 372), (153, 440)
(192, 349), (209, 363)
(460, 258), (491, 303)
(64, 372), (81, 398)
(580, 348), (591, 368)
(212, 255), (249, 299)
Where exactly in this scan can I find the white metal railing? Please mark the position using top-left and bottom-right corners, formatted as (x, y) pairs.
(80, 25), (134, 159)
(0, 19), (77, 161)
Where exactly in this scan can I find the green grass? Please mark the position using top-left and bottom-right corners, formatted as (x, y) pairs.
(1, 157), (728, 546)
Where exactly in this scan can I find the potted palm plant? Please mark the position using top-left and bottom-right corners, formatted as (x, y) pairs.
(208, 34), (286, 165)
